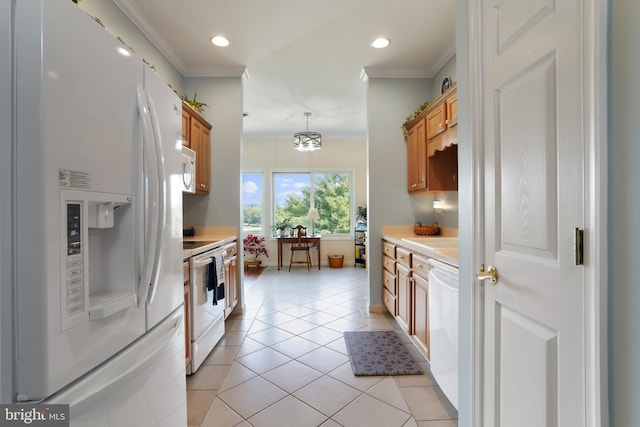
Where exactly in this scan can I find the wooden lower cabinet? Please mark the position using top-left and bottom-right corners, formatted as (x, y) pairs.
(382, 239), (433, 361)
(183, 260), (191, 368)
(224, 255), (238, 318)
(412, 272), (429, 360)
(396, 263), (412, 334)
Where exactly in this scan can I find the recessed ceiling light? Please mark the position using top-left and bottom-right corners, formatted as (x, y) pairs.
(117, 47), (131, 57)
(371, 37), (390, 49)
(210, 35), (230, 47)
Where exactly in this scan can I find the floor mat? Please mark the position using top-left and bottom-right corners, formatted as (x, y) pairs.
(343, 330), (424, 376)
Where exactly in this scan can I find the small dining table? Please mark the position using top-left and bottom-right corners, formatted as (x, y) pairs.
(276, 235), (321, 270)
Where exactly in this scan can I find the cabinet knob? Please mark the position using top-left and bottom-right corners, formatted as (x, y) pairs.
(200, 183), (206, 188)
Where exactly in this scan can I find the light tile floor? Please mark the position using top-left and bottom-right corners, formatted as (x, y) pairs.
(187, 266), (457, 427)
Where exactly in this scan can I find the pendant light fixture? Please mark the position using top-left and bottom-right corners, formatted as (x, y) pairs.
(293, 112), (322, 152)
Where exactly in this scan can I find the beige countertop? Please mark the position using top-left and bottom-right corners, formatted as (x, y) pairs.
(381, 225), (458, 267)
(182, 226), (237, 259)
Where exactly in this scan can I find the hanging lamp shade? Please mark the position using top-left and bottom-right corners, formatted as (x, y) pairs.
(293, 112), (322, 151)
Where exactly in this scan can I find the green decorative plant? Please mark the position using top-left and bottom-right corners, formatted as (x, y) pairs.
(270, 217), (292, 236)
(401, 100), (430, 142)
(181, 92), (209, 114)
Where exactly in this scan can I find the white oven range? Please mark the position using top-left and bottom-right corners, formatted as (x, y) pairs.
(186, 241), (236, 374)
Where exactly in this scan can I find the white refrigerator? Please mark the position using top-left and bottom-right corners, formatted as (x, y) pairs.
(9, 0), (187, 425)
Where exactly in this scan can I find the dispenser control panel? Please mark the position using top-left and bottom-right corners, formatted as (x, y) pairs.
(65, 203), (84, 319)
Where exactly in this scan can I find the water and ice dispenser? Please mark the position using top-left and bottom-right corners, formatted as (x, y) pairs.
(61, 190), (136, 330)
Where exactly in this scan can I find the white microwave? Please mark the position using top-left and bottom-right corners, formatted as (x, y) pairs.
(181, 146), (196, 193)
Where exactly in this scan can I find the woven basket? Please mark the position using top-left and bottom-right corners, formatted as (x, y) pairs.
(328, 255), (344, 268)
(414, 222), (440, 236)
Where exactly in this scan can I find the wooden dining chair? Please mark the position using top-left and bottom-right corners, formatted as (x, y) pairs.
(289, 225), (312, 271)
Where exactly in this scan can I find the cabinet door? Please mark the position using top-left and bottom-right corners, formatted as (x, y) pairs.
(181, 109), (190, 147)
(446, 91), (457, 128)
(426, 105), (446, 140)
(191, 119), (210, 194)
(407, 118), (427, 192)
(413, 273), (429, 360)
(396, 264), (412, 334)
(224, 255), (238, 318)
(230, 256), (238, 310)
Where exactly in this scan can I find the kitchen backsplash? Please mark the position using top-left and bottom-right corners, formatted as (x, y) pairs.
(411, 191), (458, 229)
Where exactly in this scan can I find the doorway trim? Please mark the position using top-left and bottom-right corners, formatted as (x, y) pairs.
(465, 0), (609, 425)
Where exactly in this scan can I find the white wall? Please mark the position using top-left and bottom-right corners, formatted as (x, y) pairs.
(366, 77), (431, 307)
(78, 0), (183, 92)
(610, 1), (640, 424)
(0, 0), (12, 404)
(243, 139), (367, 267)
(182, 77), (243, 229)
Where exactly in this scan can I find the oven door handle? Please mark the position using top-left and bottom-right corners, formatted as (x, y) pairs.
(193, 257), (213, 268)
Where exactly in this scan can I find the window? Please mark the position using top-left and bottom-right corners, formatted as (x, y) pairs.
(273, 171), (353, 237)
(242, 172), (264, 236)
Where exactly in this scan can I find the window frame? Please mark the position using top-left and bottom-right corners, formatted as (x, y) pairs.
(241, 170), (266, 237)
(271, 168), (355, 239)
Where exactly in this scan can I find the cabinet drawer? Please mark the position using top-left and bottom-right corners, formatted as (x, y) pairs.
(382, 255), (395, 275)
(383, 287), (396, 316)
(412, 254), (429, 279)
(382, 268), (396, 295)
(382, 241), (396, 259)
(396, 247), (412, 269)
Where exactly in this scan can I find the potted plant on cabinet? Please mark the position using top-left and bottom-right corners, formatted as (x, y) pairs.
(271, 217), (292, 237)
(243, 234), (269, 263)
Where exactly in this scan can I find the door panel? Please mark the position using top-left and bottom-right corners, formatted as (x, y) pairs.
(497, 56), (558, 260)
(481, 0), (586, 425)
(497, 304), (558, 427)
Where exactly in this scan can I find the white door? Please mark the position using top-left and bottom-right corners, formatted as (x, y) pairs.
(477, 0), (592, 425)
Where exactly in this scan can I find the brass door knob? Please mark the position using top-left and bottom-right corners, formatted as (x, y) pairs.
(477, 264), (499, 285)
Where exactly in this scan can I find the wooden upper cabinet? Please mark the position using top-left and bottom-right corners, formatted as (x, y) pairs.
(404, 84), (458, 194)
(407, 117), (427, 193)
(181, 109), (191, 147)
(445, 91), (457, 128)
(182, 104), (212, 194)
(426, 105), (447, 140)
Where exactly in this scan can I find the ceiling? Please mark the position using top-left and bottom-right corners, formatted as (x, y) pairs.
(112, 0), (456, 141)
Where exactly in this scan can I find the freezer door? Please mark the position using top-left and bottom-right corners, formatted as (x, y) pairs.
(45, 308), (187, 427)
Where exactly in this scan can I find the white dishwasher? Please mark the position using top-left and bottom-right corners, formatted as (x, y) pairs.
(428, 258), (459, 410)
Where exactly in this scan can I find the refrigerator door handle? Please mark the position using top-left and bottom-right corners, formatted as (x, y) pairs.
(144, 91), (167, 305)
(135, 84), (159, 308)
